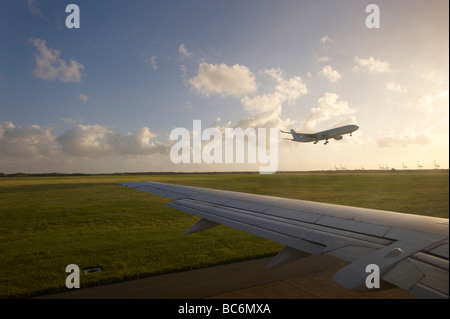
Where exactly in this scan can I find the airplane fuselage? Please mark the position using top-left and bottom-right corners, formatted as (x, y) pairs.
(284, 124), (359, 144)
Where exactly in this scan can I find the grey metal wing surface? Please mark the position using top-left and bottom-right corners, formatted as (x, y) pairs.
(122, 181), (449, 299)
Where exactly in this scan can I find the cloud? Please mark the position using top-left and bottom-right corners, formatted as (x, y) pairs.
(302, 93), (356, 130)
(28, 0), (44, 17)
(265, 68), (308, 105)
(78, 94), (89, 102)
(386, 81), (407, 93)
(329, 116), (358, 129)
(353, 56), (392, 74)
(57, 124), (169, 157)
(30, 38), (84, 82)
(61, 118), (84, 124)
(376, 128), (433, 147)
(237, 68), (306, 129)
(319, 65), (341, 83)
(318, 56), (329, 62)
(179, 43), (193, 59)
(405, 91), (449, 114)
(0, 121), (173, 173)
(145, 56), (158, 70)
(0, 121), (56, 158)
(189, 63), (258, 97)
(321, 35), (332, 44)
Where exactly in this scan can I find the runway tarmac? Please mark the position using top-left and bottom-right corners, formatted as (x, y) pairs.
(37, 254), (412, 299)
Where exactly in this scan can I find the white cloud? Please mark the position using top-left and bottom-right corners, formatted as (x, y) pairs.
(376, 127), (433, 147)
(321, 35), (332, 44)
(189, 63), (258, 97)
(57, 124), (169, 157)
(318, 56), (329, 62)
(0, 121), (173, 173)
(406, 91), (449, 114)
(30, 38), (84, 82)
(329, 117), (358, 128)
(78, 94), (89, 102)
(179, 43), (193, 59)
(386, 81), (407, 93)
(145, 55), (158, 70)
(180, 64), (187, 83)
(353, 56), (392, 74)
(61, 118), (84, 124)
(303, 93), (356, 130)
(319, 65), (341, 83)
(237, 68), (306, 129)
(265, 68), (308, 105)
(28, 0), (44, 17)
(0, 121), (56, 158)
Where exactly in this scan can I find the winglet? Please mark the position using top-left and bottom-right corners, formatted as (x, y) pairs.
(184, 218), (220, 235)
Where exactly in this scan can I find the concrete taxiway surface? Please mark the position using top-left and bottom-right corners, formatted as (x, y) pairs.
(37, 254), (412, 299)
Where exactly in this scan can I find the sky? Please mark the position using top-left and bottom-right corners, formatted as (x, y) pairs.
(0, 0), (448, 173)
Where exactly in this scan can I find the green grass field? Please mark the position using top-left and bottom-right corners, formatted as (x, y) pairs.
(0, 171), (448, 298)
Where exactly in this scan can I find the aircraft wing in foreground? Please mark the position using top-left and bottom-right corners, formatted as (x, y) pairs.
(122, 181), (448, 298)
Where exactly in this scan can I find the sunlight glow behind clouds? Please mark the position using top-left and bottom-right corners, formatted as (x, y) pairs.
(1, 1), (448, 173)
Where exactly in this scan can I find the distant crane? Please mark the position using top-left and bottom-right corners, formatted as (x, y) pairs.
(434, 160), (440, 169)
(379, 163), (385, 170)
(385, 164), (390, 170)
(340, 164), (347, 170)
(334, 164), (339, 171)
(402, 162), (408, 170)
(417, 161), (423, 170)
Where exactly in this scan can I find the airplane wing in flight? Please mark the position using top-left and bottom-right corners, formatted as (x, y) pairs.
(122, 181), (449, 299)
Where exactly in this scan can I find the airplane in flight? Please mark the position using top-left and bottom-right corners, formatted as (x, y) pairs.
(122, 181), (448, 299)
(281, 124), (359, 144)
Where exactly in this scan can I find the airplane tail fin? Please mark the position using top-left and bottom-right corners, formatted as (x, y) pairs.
(280, 129), (297, 135)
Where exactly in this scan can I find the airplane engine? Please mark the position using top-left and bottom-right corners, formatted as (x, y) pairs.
(334, 135), (343, 140)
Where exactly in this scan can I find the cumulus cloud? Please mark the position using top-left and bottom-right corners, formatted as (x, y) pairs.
(30, 38), (84, 82)
(0, 121), (57, 158)
(376, 128), (433, 147)
(236, 68), (307, 130)
(189, 63), (258, 97)
(319, 65), (341, 83)
(353, 56), (392, 74)
(0, 121), (173, 172)
(265, 68), (308, 105)
(302, 93), (356, 130)
(57, 124), (169, 157)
